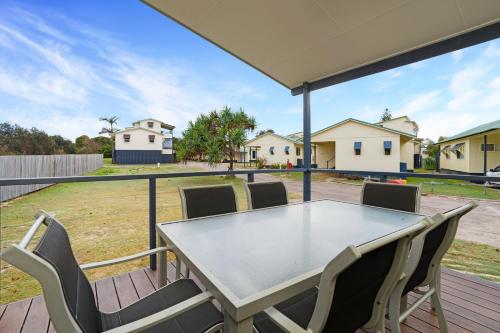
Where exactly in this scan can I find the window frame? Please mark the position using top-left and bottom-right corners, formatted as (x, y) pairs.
(148, 135), (156, 143)
(123, 134), (131, 143)
(147, 121), (154, 128)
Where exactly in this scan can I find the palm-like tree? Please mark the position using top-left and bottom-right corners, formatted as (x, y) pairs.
(99, 116), (120, 162)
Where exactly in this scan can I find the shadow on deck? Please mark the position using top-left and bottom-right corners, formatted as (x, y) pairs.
(1, 262), (498, 333)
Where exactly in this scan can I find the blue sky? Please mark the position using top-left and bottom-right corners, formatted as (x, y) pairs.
(0, 0), (499, 142)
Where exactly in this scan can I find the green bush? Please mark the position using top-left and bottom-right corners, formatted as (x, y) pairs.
(256, 157), (267, 169)
(423, 157), (436, 170)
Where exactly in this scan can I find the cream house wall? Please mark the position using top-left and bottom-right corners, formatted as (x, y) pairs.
(468, 131), (500, 173)
(439, 138), (470, 173)
(378, 117), (415, 135)
(315, 142), (335, 168)
(400, 138), (415, 170)
(133, 120), (163, 132)
(244, 134), (302, 165)
(115, 129), (163, 150)
(312, 121), (401, 172)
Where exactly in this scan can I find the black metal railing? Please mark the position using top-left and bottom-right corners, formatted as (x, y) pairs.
(1, 167), (499, 270)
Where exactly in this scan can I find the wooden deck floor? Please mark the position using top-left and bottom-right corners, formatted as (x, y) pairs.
(0, 263), (498, 333)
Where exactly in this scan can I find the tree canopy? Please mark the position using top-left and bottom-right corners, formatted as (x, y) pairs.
(380, 108), (392, 122)
(256, 129), (274, 136)
(176, 106), (256, 170)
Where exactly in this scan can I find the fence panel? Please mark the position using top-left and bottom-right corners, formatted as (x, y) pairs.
(0, 154), (103, 201)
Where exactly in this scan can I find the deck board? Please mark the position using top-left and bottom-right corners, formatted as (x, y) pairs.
(1, 266), (498, 332)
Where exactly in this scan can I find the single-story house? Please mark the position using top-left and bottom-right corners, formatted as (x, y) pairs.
(241, 132), (313, 167)
(243, 115), (420, 172)
(438, 119), (500, 175)
(311, 116), (418, 172)
(114, 119), (175, 164)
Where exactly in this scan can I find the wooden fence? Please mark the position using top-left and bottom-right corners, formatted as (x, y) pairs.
(0, 154), (103, 201)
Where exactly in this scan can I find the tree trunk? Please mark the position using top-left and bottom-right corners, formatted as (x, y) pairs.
(229, 150), (234, 171)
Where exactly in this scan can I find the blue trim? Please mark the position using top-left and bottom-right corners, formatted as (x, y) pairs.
(384, 141), (392, 149)
(115, 150), (174, 164)
(354, 141), (362, 149)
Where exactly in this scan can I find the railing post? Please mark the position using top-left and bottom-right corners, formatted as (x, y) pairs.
(303, 82), (312, 201)
(247, 173), (254, 183)
(149, 177), (157, 270)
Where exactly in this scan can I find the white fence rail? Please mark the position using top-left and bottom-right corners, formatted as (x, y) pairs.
(0, 154), (103, 201)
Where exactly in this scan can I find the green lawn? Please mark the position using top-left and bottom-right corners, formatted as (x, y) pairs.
(1, 162), (249, 304)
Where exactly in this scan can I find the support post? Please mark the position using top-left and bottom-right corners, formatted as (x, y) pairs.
(484, 135), (488, 175)
(303, 82), (311, 202)
(435, 145), (440, 172)
(149, 178), (157, 270)
(247, 173), (254, 183)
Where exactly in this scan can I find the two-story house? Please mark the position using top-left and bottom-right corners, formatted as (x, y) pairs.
(114, 119), (175, 164)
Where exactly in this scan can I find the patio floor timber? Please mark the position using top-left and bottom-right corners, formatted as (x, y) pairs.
(0, 264), (498, 333)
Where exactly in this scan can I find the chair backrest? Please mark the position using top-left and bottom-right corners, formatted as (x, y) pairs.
(179, 184), (238, 219)
(244, 181), (288, 209)
(361, 181), (421, 213)
(307, 218), (431, 333)
(402, 201), (477, 294)
(1, 213), (101, 333)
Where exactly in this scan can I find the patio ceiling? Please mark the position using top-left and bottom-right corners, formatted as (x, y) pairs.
(143, 0), (500, 94)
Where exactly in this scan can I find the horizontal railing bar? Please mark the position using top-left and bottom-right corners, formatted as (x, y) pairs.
(0, 168), (306, 186)
(312, 168), (500, 182)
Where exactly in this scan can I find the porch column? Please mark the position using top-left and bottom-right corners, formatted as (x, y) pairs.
(484, 135), (488, 175)
(303, 82), (311, 201)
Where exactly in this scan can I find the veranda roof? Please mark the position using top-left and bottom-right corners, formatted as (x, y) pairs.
(143, 0), (500, 94)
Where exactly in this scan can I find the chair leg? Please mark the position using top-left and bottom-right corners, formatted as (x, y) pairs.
(432, 268), (442, 311)
(175, 256), (181, 280)
(388, 293), (402, 333)
(400, 294), (408, 317)
(375, 319), (386, 333)
(430, 292), (448, 333)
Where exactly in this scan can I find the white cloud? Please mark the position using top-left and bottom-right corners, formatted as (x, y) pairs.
(418, 111), (478, 141)
(0, 7), (266, 139)
(409, 60), (427, 69)
(452, 49), (464, 63)
(397, 90), (441, 116)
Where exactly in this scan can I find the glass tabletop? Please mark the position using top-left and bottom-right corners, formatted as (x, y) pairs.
(158, 200), (425, 302)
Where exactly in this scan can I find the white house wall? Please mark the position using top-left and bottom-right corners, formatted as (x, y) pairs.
(115, 129), (163, 150)
(244, 134), (302, 165)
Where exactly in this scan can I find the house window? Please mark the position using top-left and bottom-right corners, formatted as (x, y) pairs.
(383, 141), (392, 155)
(269, 146), (275, 155)
(450, 142), (464, 159)
(147, 121), (154, 128)
(481, 144), (495, 151)
(148, 135), (155, 143)
(296, 147), (300, 156)
(123, 134), (131, 142)
(354, 141), (362, 155)
(251, 150), (257, 159)
(284, 146), (290, 155)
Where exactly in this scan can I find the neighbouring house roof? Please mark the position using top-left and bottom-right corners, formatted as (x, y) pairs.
(376, 115), (418, 133)
(311, 118), (416, 139)
(144, 0), (500, 94)
(438, 119), (500, 144)
(132, 118), (175, 130)
(286, 132), (303, 141)
(115, 127), (165, 135)
(245, 132), (302, 145)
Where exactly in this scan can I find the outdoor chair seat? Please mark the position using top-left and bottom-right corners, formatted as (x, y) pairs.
(245, 181), (288, 209)
(101, 279), (223, 333)
(361, 182), (421, 213)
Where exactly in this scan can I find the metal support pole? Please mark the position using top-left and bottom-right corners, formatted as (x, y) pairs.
(303, 82), (311, 202)
(435, 145), (440, 172)
(484, 135), (488, 175)
(149, 178), (157, 270)
(247, 173), (254, 183)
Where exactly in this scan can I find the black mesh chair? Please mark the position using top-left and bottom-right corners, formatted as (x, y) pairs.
(179, 184), (238, 219)
(361, 181), (421, 213)
(1, 212), (224, 333)
(253, 217), (431, 333)
(245, 181), (288, 209)
(388, 202), (477, 333)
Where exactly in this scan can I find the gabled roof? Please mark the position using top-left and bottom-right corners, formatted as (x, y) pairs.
(132, 118), (175, 130)
(312, 118), (416, 138)
(144, 0), (500, 94)
(438, 119), (500, 143)
(286, 131), (303, 141)
(245, 132), (302, 145)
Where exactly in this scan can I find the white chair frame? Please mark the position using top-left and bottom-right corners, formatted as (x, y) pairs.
(388, 201), (477, 333)
(1, 211), (223, 333)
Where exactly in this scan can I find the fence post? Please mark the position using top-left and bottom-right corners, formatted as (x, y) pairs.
(149, 178), (157, 270)
(247, 173), (254, 183)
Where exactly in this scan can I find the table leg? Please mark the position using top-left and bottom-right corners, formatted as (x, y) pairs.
(158, 237), (167, 288)
(224, 312), (253, 333)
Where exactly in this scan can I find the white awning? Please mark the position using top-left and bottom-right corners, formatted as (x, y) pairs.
(143, 0), (500, 94)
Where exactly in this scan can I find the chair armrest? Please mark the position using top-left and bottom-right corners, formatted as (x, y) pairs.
(103, 291), (213, 333)
(80, 247), (169, 270)
(264, 307), (309, 333)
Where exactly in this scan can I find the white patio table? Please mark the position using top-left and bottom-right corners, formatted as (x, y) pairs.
(156, 199), (426, 333)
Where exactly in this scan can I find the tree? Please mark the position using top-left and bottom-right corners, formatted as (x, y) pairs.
(75, 135), (100, 154)
(92, 136), (113, 158)
(256, 129), (274, 136)
(176, 106), (256, 170)
(99, 116), (120, 162)
(380, 108), (392, 122)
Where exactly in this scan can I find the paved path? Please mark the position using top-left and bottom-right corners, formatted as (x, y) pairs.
(185, 162), (500, 247)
